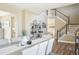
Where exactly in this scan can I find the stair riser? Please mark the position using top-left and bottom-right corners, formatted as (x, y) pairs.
(67, 25), (79, 36)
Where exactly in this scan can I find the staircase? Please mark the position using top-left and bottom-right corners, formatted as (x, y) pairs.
(50, 9), (79, 41)
(68, 25), (79, 36)
(49, 9), (79, 55)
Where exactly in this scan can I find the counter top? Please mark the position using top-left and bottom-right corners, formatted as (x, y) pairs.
(0, 35), (53, 55)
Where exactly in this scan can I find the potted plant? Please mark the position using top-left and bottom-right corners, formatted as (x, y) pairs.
(22, 30), (26, 36)
(20, 30), (27, 46)
(22, 30), (27, 39)
(20, 30), (32, 46)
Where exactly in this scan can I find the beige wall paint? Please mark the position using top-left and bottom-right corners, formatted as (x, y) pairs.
(57, 3), (79, 24)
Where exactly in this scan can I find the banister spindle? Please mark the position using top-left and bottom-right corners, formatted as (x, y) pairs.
(55, 9), (56, 16)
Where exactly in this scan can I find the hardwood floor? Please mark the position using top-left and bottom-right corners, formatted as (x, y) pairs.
(52, 40), (75, 55)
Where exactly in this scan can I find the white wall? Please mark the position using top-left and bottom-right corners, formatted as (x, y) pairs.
(47, 17), (55, 36)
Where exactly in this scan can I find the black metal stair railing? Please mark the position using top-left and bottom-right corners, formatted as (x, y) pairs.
(51, 9), (70, 41)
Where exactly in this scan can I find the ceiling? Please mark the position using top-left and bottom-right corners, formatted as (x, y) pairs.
(3, 3), (74, 14)
(0, 10), (11, 16)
